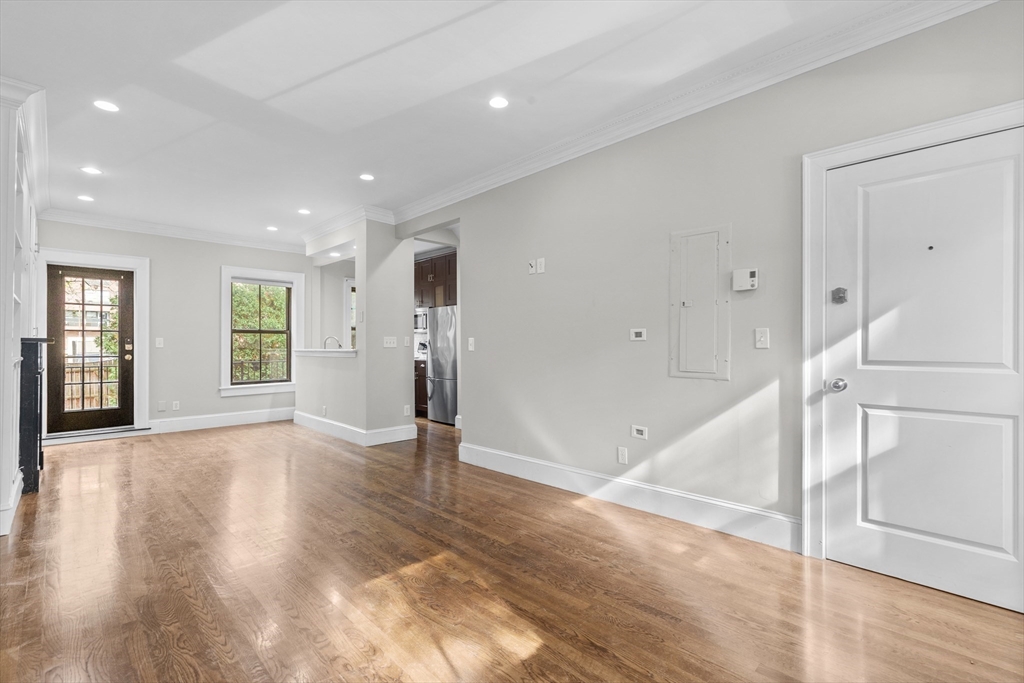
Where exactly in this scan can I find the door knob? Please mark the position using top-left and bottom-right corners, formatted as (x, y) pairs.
(830, 377), (848, 392)
(124, 354), (132, 361)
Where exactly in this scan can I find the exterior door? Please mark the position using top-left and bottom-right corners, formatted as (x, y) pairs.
(824, 127), (1023, 612)
(46, 265), (134, 434)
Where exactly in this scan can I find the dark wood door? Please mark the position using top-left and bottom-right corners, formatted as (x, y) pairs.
(47, 265), (135, 434)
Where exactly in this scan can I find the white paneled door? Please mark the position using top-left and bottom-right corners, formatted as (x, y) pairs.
(824, 127), (1023, 612)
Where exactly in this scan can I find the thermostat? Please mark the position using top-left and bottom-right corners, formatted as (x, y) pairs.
(732, 268), (758, 291)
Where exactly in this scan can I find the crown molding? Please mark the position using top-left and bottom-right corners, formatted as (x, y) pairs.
(301, 204), (394, 243)
(38, 209), (307, 254)
(1, 76), (50, 213)
(391, 0), (992, 224)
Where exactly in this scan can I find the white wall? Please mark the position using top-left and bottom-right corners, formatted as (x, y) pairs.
(396, 2), (1024, 518)
(38, 220), (314, 420)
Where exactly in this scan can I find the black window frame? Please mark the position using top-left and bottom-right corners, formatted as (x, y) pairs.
(230, 281), (292, 385)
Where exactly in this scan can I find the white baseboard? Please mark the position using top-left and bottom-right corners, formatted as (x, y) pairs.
(0, 470), (25, 537)
(454, 414), (462, 429)
(151, 406), (295, 434)
(294, 411), (417, 447)
(459, 443), (802, 552)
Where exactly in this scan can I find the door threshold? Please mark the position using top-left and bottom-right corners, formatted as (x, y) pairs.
(43, 426), (151, 446)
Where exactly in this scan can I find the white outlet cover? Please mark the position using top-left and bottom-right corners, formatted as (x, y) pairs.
(155, 337), (164, 348)
(157, 400), (166, 412)
(537, 257), (546, 273)
(172, 401), (180, 410)
(631, 425), (648, 440)
(617, 446), (628, 464)
(403, 405), (411, 416)
(630, 328), (647, 341)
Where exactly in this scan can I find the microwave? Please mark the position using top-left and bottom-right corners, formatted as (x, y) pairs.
(414, 310), (428, 331)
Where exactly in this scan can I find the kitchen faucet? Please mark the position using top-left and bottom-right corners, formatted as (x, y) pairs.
(323, 336), (342, 349)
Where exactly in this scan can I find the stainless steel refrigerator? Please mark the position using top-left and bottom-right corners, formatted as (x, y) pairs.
(426, 305), (457, 424)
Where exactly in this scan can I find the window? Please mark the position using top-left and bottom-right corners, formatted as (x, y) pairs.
(220, 266), (304, 397)
(231, 282), (290, 384)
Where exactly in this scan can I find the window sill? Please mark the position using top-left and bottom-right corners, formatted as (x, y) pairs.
(219, 382), (296, 397)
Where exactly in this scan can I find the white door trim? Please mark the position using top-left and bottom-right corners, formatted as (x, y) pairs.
(37, 248), (151, 435)
(801, 100), (1024, 558)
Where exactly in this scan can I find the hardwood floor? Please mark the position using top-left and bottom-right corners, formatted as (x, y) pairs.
(1, 419), (1021, 683)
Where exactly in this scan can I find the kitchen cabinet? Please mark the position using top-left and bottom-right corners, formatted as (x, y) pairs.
(413, 251), (457, 308)
(414, 360), (427, 417)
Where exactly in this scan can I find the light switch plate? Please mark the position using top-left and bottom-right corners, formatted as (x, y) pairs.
(468, 337), (475, 351)
(384, 336), (397, 348)
(755, 328), (769, 349)
(155, 337), (164, 348)
(158, 401), (166, 412)
(404, 336), (410, 347)
(528, 260), (536, 274)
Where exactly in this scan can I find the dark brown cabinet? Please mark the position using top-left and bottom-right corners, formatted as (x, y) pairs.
(414, 360), (427, 417)
(414, 251), (457, 308)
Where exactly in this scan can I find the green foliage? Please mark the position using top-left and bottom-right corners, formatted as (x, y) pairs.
(261, 286), (287, 330)
(232, 283), (260, 329)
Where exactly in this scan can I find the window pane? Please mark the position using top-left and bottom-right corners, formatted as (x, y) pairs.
(83, 383), (101, 410)
(232, 363), (244, 383)
(84, 331), (102, 358)
(231, 283), (259, 330)
(261, 361), (287, 381)
(65, 305), (82, 329)
(102, 280), (119, 305)
(64, 277), (83, 303)
(101, 332), (119, 356)
(64, 384), (82, 411)
(102, 383), (118, 408)
(65, 333), (83, 358)
(84, 279), (102, 304)
(260, 286), (288, 330)
(232, 333), (259, 362)
(102, 358), (118, 381)
(65, 366), (82, 383)
(241, 361), (260, 382)
(102, 306), (118, 330)
(84, 305), (102, 330)
(260, 333), (287, 362)
(84, 359), (101, 383)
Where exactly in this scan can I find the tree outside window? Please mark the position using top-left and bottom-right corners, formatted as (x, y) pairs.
(231, 282), (290, 383)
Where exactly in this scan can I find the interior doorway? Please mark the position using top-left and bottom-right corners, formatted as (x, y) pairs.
(803, 102), (1023, 613)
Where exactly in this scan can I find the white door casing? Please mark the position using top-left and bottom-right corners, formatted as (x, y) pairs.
(822, 127), (1023, 612)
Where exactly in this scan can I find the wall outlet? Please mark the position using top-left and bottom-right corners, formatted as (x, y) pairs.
(404, 336), (410, 347)
(630, 328), (647, 341)
(755, 328), (770, 349)
(631, 425), (648, 440)
(322, 405), (327, 416)
(158, 400), (166, 412)
(404, 405), (411, 416)
(384, 336), (397, 348)
(468, 337), (475, 351)
(617, 446), (628, 465)
(172, 401), (180, 411)
(528, 260), (536, 274)
(155, 337), (164, 348)
(537, 257), (546, 273)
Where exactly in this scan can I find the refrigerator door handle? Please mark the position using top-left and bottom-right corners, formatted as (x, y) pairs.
(426, 377), (435, 400)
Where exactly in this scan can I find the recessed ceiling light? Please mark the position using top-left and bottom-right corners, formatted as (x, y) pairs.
(489, 96), (508, 109)
(329, 252), (341, 257)
(77, 195), (94, 201)
(266, 226), (278, 231)
(93, 101), (119, 112)
(80, 167), (102, 175)
(359, 174), (374, 181)
(298, 209), (311, 215)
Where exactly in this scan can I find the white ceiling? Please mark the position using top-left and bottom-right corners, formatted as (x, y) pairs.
(0, 1), (979, 251)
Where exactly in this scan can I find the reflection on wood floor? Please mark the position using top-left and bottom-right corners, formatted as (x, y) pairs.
(1, 418), (1021, 682)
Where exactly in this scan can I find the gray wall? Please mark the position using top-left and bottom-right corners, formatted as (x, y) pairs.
(396, 2), (1024, 517)
(38, 220), (314, 419)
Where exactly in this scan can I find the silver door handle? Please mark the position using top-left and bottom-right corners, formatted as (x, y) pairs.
(830, 378), (848, 392)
